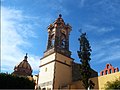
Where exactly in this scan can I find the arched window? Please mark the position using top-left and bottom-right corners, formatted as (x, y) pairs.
(51, 39), (55, 47)
(42, 88), (46, 90)
(107, 64), (109, 69)
(61, 33), (66, 48)
(110, 69), (112, 73)
(61, 39), (66, 48)
(102, 71), (104, 75)
(50, 34), (55, 47)
(106, 70), (108, 75)
(114, 69), (116, 73)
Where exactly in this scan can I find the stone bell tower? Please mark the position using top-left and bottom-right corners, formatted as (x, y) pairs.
(45, 14), (71, 57)
(38, 14), (73, 90)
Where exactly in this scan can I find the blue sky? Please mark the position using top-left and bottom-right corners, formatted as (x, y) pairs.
(1, 0), (120, 75)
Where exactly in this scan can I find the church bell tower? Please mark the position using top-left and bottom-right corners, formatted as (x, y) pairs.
(38, 14), (73, 90)
(45, 14), (71, 57)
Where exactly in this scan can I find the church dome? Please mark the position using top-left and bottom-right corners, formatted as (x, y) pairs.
(13, 53), (32, 76)
(15, 59), (32, 71)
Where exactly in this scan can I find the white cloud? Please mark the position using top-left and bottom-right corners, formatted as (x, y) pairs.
(28, 55), (41, 75)
(102, 38), (120, 45)
(92, 53), (105, 60)
(91, 37), (120, 64)
(83, 24), (114, 34)
(97, 51), (120, 63)
(1, 6), (40, 75)
(97, 27), (114, 33)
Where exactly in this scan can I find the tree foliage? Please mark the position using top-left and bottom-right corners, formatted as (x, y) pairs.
(77, 33), (92, 89)
(0, 73), (35, 89)
(105, 77), (120, 90)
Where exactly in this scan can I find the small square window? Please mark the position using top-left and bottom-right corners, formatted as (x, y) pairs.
(45, 68), (47, 72)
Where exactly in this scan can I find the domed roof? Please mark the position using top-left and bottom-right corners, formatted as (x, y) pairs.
(15, 59), (32, 71)
(13, 53), (32, 76)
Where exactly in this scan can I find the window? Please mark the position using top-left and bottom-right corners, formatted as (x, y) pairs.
(106, 70), (108, 75)
(107, 64), (109, 69)
(61, 33), (66, 48)
(61, 39), (66, 48)
(39, 86), (41, 90)
(52, 39), (55, 46)
(42, 88), (46, 90)
(45, 68), (47, 72)
(50, 34), (55, 47)
(102, 71), (104, 75)
(114, 69), (116, 73)
(110, 69), (112, 73)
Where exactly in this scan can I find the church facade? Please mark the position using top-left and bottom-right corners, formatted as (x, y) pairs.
(37, 14), (98, 90)
(38, 14), (74, 89)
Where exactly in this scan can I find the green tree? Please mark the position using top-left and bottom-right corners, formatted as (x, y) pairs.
(0, 73), (35, 89)
(105, 77), (120, 90)
(77, 33), (92, 89)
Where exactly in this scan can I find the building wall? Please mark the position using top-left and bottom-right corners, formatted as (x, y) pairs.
(38, 53), (56, 89)
(98, 72), (120, 89)
(38, 52), (73, 89)
(54, 53), (73, 89)
(69, 72), (120, 90)
(40, 53), (56, 66)
(38, 61), (55, 89)
(56, 53), (73, 65)
(38, 51), (120, 90)
(33, 75), (38, 89)
(72, 62), (98, 82)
